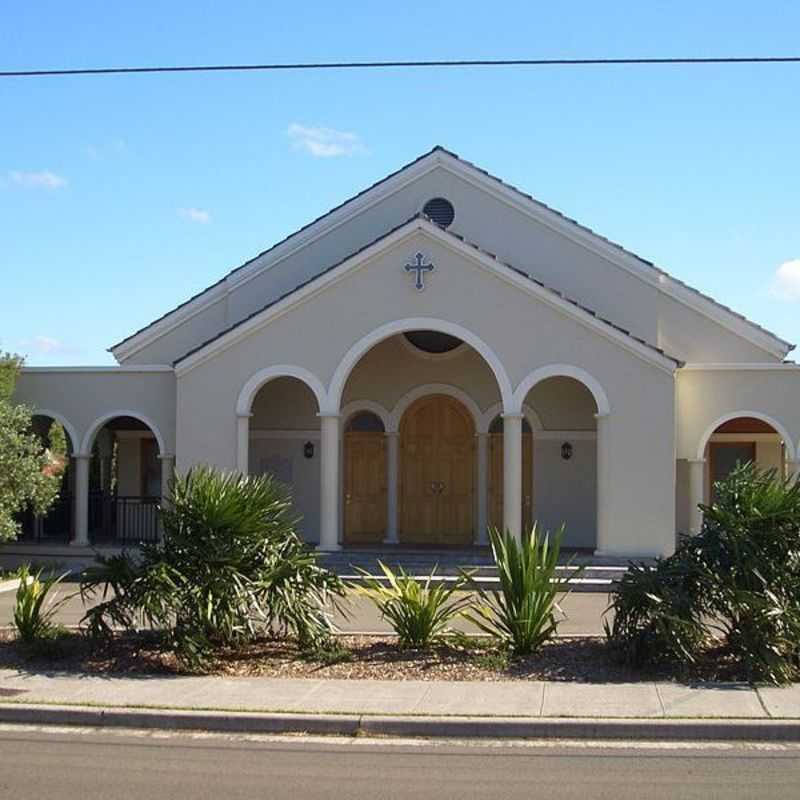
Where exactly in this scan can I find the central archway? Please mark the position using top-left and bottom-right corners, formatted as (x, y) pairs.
(399, 394), (475, 546)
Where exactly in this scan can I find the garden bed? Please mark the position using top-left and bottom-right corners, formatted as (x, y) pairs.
(0, 629), (746, 684)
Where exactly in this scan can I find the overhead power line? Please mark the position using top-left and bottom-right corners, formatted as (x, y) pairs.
(2, 55), (800, 78)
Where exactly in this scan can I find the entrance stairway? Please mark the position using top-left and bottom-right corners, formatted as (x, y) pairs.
(319, 548), (640, 592)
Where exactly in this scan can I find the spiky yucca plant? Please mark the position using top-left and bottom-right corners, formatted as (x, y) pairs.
(353, 562), (473, 648)
(465, 525), (582, 655)
(13, 565), (70, 642)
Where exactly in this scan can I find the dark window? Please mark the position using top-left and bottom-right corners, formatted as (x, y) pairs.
(422, 197), (455, 228)
(346, 412), (385, 433)
(404, 330), (463, 355)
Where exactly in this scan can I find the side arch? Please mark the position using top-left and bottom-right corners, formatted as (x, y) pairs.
(340, 400), (392, 432)
(326, 318), (514, 413)
(81, 410), (168, 456)
(31, 409), (79, 453)
(479, 402), (543, 435)
(511, 364), (611, 417)
(696, 411), (796, 462)
(390, 384), (482, 433)
(236, 365), (328, 416)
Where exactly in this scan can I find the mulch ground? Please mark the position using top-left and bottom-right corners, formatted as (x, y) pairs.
(0, 629), (745, 683)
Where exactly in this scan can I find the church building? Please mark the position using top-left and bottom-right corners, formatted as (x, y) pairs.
(12, 147), (800, 558)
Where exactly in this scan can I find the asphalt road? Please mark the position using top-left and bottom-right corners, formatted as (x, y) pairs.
(0, 585), (611, 635)
(0, 727), (798, 799)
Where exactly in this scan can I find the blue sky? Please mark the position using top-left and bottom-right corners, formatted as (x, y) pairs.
(2, 1), (799, 364)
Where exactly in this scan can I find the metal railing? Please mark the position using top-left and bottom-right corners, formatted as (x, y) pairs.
(89, 493), (160, 545)
(17, 496), (73, 543)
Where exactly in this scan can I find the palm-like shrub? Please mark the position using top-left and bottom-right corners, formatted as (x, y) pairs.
(465, 525), (582, 655)
(81, 467), (347, 669)
(606, 464), (800, 683)
(14, 565), (70, 642)
(353, 563), (473, 648)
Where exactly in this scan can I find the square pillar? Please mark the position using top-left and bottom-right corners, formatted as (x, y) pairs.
(688, 458), (706, 536)
(236, 413), (251, 474)
(502, 414), (523, 539)
(318, 413), (341, 551)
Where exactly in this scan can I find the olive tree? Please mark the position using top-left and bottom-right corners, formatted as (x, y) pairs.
(0, 352), (66, 541)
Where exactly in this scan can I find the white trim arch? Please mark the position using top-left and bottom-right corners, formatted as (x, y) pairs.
(340, 400), (391, 432)
(389, 384), (483, 433)
(80, 410), (167, 456)
(30, 409), (79, 453)
(236, 365), (328, 416)
(326, 318), (514, 414)
(511, 364), (611, 417)
(696, 411), (797, 462)
(480, 402), (543, 435)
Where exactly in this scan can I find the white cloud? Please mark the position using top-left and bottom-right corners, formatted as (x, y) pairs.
(18, 336), (70, 356)
(177, 207), (211, 224)
(287, 123), (365, 158)
(770, 259), (800, 301)
(9, 170), (67, 189)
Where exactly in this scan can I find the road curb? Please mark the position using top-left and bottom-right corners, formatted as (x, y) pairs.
(1, 703), (799, 741)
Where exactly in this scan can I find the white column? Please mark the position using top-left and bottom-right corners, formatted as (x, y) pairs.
(502, 413), (523, 539)
(384, 431), (399, 544)
(158, 454), (176, 504)
(476, 432), (489, 545)
(688, 458), (706, 536)
(594, 413), (611, 555)
(318, 413), (341, 551)
(788, 461), (800, 483)
(72, 453), (91, 547)
(236, 413), (251, 474)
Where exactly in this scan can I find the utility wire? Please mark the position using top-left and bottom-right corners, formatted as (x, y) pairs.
(2, 55), (800, 78)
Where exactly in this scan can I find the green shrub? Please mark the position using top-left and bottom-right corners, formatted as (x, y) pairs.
(464, 525), (582, 655)
(80, 467), (347, 670)
(13, 565), (70, 642)
(606, 464), (800, 684)
(353, 562), (473, 648)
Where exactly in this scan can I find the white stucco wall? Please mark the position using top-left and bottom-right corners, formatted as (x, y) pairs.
(13, 369), (177, 456)
(176, 226), (678, 556)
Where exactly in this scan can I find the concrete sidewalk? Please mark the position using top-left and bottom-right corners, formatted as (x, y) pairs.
(1, 667), (799, 719)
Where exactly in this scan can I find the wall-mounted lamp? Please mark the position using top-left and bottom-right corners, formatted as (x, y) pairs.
(561, 441), (573, 461)
(303, 441), (315, 459)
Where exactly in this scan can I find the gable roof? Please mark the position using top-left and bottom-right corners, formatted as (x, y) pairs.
(112, 146), (793, 362)
(174, 214), (682, 375)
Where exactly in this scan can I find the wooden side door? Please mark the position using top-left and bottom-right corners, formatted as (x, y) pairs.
(488, 431), (533, 534)
(436, 397), (475, 545)
(344, 432), (387, 544)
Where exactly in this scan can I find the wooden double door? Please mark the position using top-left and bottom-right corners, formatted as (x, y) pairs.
(399, 395), (475, 545)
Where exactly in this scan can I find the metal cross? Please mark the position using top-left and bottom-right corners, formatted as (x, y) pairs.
(404, 252), (435, 291)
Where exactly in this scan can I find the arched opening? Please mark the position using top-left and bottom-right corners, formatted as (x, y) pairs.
(343, 411), (387, 545)
(84, 415), (163, 545)
(520, 375), (600, 551)
(337, 325), (507, 547)
(700, 415), (791, 503)
(18, 414), (75, 543)
(399, 394), (475, 546)
(248, 376), (321, 544)
(487, 415), (533, 534)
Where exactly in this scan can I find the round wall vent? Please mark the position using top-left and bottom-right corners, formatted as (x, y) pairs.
(422, 197), (455, 228)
